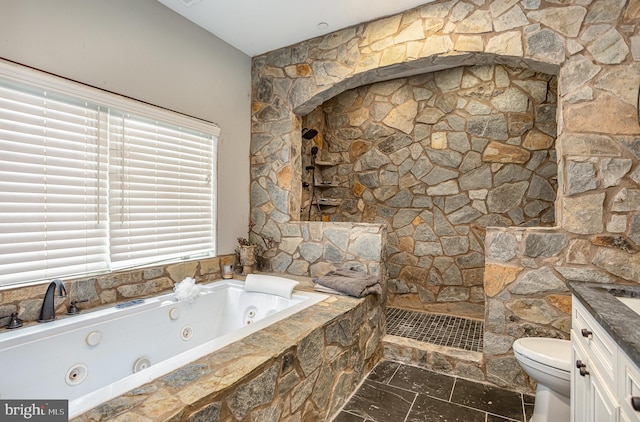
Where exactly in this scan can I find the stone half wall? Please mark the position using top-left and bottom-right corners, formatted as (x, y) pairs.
(250, 0), (640, 393)
(484, 135), (640, 391)
(299, 65), (557, 318)
(249, 221), (387, 282)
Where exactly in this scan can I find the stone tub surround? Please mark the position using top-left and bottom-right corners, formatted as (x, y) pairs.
(300, 65), (557, 318)
(0, 255), (235, 327)
(250, 0), (640, 394)
(568, 281), (640, 369)
(65, 276), (385, 421)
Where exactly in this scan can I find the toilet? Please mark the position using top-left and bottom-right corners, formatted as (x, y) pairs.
(513, 337), (572, 422)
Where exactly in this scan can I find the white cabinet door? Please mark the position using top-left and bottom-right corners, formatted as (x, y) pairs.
(572, 328), (619, 422)
(622, 409), (636, 422)
(591, 366), (619, 422)
(618, 351), (640, 421)
(573, 338), (590, 422)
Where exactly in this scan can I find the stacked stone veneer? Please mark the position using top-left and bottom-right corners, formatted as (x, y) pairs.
(299, 65), (557, 318)
(249, 221), (387, 281)
(70, 288), (384, 421)
(251, 0), (640, 393)
(484, 143), (640, 391)
(0, 256), (230, 326)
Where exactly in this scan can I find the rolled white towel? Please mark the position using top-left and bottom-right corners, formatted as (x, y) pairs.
(244, 274), (299, 299)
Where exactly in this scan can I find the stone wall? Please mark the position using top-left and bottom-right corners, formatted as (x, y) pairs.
(484, 135), (640, 390)
(299, 65), (557, 318)
(251, 0), (640, 393)
(249, 221), (387, 281)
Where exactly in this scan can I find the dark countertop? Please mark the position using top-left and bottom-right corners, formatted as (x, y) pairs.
(568, 281), (640, 368)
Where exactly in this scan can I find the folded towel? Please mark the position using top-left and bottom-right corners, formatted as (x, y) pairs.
(313, 283), (345, 296)
(332, 268), (377, 281)
(313, 268), (381, 298)
(244, 274), (299, 299)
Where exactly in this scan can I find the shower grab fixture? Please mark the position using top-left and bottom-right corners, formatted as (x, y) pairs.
(302, 128), (318, 140)
(308, 146), (322, 220)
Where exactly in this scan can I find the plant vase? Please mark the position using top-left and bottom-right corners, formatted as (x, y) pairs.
(238, 244), (257, 275)
(257, 248), (276, 272)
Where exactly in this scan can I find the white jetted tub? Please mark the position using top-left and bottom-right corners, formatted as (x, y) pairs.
(0, 279), (327, 418)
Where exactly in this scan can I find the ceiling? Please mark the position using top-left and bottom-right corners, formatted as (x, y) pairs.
(156, 0), (434, 57)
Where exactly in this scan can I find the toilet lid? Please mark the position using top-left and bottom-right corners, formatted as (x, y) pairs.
(513, 337), (571, 372)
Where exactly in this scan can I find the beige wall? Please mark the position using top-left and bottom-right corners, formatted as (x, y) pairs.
(0, 0), (251, 254)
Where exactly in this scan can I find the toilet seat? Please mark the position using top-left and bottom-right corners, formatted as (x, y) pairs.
(514, 337), (572, 421)
(513, 337), (571, 372)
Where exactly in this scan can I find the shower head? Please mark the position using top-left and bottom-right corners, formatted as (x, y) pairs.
(302, 128), (318, 140)
(311, 146), (319, 156)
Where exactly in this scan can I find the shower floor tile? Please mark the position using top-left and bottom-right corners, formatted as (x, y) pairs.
(386, 307), (484, 352)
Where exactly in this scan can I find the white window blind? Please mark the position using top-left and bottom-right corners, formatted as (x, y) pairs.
(0, 80), (109, 285)
(0, 61), (219, 287)
(109, 112), (216, 269)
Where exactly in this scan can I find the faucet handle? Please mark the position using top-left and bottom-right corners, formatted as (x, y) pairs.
(5, 312), (23, 329)
(53, 279), (67, 297)
(67, 299), (88, 315)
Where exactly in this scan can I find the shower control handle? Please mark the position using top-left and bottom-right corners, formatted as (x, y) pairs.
(581, 328), (592, 338)
(631, 396), (640, 411)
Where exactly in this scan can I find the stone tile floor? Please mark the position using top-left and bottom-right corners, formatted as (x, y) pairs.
(332, 360), (534, 422)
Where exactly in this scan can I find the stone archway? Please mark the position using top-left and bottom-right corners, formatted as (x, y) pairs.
(250, 0), (640, 391)
(251, 0), (639, 230)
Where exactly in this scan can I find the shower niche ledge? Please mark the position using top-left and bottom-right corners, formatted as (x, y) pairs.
(314, 159), (342, 166)
(310, 159), (343, 208)
(312, 197), (341, 207)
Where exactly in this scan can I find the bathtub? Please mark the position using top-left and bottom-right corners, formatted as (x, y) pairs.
(0, 279), (328, 418)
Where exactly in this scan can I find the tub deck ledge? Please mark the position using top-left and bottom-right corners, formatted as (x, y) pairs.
(73, 275), (383, 422)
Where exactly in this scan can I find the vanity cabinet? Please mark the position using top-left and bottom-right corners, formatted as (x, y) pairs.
(571, 296), (640, 422)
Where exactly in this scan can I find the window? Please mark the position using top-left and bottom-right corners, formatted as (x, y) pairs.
(0, 61), (219, 287)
